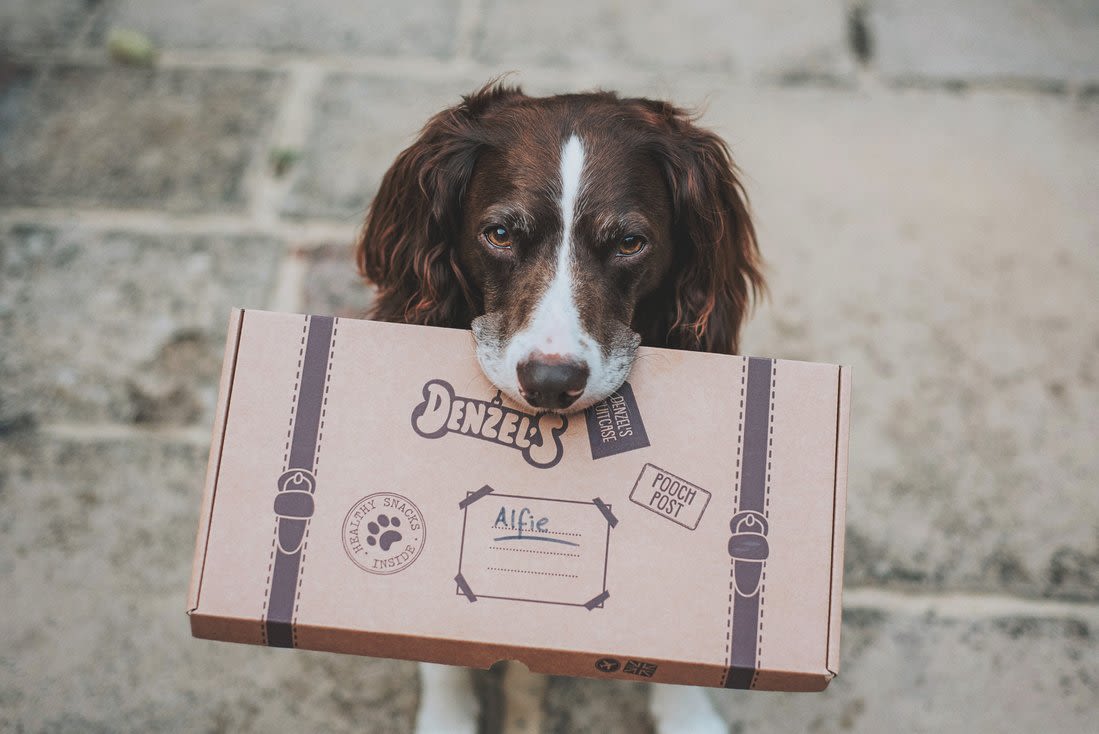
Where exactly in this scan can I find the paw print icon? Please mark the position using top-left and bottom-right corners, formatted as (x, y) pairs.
(365, 514), (403, 551)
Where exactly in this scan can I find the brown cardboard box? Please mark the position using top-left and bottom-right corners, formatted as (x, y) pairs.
(188, 309), (851, 691)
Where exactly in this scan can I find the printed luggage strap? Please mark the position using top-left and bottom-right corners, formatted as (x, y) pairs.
(263, 315), (335, 648)
(723, 357), (774, 688)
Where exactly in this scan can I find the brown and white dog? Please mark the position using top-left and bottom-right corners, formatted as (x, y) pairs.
(357, 82), (764, 734)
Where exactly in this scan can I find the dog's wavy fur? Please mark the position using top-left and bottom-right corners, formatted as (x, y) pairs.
(356, 81), (764, 354)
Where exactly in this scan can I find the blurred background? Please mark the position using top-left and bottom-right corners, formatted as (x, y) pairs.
(1, 1), (1097, 732)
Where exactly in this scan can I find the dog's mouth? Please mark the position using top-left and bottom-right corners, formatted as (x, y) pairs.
(494, 383), (618, 416)
(470, 313), (640, 416)
(497, 383), (608, 416)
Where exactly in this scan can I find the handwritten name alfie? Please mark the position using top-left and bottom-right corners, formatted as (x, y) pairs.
(491, 505), (578, 547)
(493, 506), (549, 534)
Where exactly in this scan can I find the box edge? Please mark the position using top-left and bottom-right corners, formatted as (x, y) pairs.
(190, 610), (832, 691)
(187, 307), (246, 615)
(825, 364), (852, 676)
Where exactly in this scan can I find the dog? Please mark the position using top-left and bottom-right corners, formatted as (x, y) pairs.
(356, 81), (764, 734)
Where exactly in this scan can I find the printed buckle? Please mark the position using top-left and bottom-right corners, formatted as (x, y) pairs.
(274, 469), (316, 554)
(727, 510), (769, 597)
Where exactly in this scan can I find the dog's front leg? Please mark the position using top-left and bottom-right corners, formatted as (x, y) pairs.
(649, 684), (727, 734)
(500, 662), (546, 734)
(415, 662), (479, 734)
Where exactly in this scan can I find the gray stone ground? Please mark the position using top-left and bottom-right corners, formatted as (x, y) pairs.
(2, 1), (1098, 732)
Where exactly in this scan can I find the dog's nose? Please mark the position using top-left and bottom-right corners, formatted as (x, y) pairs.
(517, 353), (589, 410)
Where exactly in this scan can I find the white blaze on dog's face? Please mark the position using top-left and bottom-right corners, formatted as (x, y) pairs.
(477, 137), (611, 411)
(468, 129), (673, 413)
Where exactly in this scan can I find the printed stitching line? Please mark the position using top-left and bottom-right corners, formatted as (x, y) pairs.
(281, 319), (309, 468)
(486, 567), (579, 579)
(263, 317), (308, 643)
(260, 528), (277, 645)
(491, 546), (580, 558)
(292, 319), (337, 648)
(752, 360), (776, 689)
(292, 527), (310, 647)
(722, 357), (748, 687)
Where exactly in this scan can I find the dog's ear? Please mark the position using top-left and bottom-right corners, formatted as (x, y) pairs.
(356, 81), (524, 326)
(640, 101), (765, 354)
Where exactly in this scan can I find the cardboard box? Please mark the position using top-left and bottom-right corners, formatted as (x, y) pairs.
(188, 309), (851, 691)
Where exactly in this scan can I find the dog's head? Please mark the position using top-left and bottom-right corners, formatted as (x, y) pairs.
(357, 82), (763, 412)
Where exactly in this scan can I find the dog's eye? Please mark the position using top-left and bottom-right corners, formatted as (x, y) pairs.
(481, 225), (513, 250)
(616, 235), (647, 257)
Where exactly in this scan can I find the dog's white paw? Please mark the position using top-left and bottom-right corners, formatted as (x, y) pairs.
(649, 684), (727, 734)
(414, 663), (479, 734)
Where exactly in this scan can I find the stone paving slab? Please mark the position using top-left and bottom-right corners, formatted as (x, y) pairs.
(543, 676), (653, 734)
(299, 243), (375, 317)
(474, 0), (854, 81)
(0, 435), (419, 733)
(709, 607), (1099, 733)
(282, 74), (479, 219)
(91, 0), (460, 57)
(0, 0), (96, 50)
(868, 0), (1099, 85)
(0, 63), (36, 144)
(0, 224), (281, 428)
(0, 64), (285, 212)
(691, 86), (1099, 602)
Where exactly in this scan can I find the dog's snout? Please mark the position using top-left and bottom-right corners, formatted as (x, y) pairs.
(516, 353), (589, 410)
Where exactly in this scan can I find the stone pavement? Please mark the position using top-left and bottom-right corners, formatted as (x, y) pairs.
(2, 1), (1098, 732)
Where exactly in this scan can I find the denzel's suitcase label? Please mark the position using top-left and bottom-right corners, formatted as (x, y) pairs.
(584, 382), (651, 459)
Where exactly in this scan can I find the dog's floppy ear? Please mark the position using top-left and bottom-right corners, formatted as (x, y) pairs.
(640, 101), (765, 354)
(356, 82), (524, 326)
